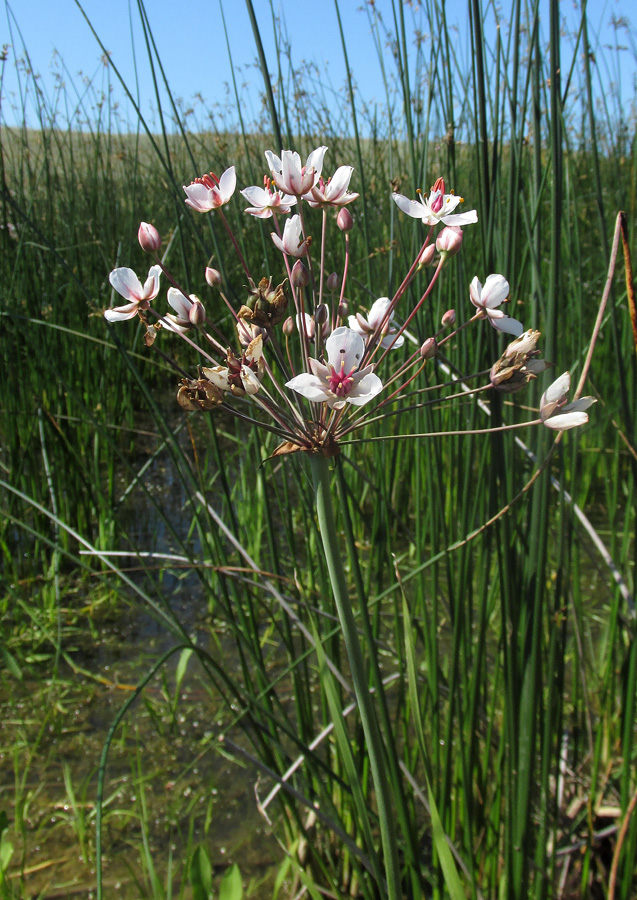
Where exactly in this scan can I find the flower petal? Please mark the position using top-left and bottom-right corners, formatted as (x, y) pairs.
(325, 326), (365, 371)
(285, 373), (330, 402)
(346, 372), (383, 406)
(104, 302), (139, 322)
(167, 287), (191, 319)
(218, 166), (236, 202)
(392, 192), (426, 219)
(109, 267), (144, 302)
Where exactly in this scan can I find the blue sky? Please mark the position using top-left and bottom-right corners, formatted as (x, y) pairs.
(2, 0), (635, 132)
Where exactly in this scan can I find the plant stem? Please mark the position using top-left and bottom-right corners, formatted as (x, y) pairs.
(309, 453), (401, 900)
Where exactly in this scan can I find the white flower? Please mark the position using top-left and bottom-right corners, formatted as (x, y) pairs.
(286, 326), (382, 410)
(163, 288), (204, 333)
(183, 167), (236, 212)
(348, 297), (404, 349)
(271, 215), (310, 258)
(392, 178), (478, 227)
(240, 183), (297, 218)
(540, 372), (596, 430)
(304, 166), (359, 208)
(105, 264), (162, 322)
(469, 274), (524, 336)
(264, 147), (327, 196)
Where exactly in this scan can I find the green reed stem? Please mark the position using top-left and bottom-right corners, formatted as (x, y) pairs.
(309, 453), (401, 900)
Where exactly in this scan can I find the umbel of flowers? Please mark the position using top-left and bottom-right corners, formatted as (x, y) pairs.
(104, 146), (595, 900)
(105, 146), (594, 454)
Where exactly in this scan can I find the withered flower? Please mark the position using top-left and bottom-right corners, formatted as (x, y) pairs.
(490, 329), (551, 393)
(177, 376), (223, 411)
(238, 277), (289, 328)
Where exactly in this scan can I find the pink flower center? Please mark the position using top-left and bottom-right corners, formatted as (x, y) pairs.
(327, 359), (356, 397)
(430, 192), (444, 213)
(194, 172), (220, 190)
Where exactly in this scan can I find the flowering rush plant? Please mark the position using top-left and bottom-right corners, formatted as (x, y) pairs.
(105, 146), (595, 455)
(104, 146), (596, 900)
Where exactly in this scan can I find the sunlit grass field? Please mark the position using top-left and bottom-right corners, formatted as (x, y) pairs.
(1, 1), (636, 898)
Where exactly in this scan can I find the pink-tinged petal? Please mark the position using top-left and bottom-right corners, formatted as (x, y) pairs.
(183, 182), (213, 212)
(469, 276), (483, 308)
(481, 274), (510, 308)
(163, 314), (190, 334)
(346, 372), (383, 406)
(309, 357), (329, 379)
(441, 210), (478, 226)
(326, 165), (354, 199)
(167, 287), (192, 319)
(306, 146), (328, 179)
(325, 326), (365, 371)
(543, 411), (590, 430)
(271, 233), (285, 253)
(281, 150), (303, 193)
(440, 194), (462, 214)
(392, 192), (426, 218)
(264, 150), (282, 174)
(109, 267), (144, 302)
(218, 166), (236, 202)
(348, 314), (367, 335)
(285, 373), (330, 402)
(104, 302), (139, 322)
(141, 265), (162, 300)
(245, 206), (273, 218)
(241, 185), (270, 206)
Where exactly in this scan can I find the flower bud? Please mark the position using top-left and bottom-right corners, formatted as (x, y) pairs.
(419, 244), (436, 267)
(205, 267), (222, 288)
(338, 299), (349, 318)
(337, 207), (354, 232)
(436, 226), (463, 258)
(420, 337), (438, 359)
(283, 316), (294, 336)
(291, 259), (310, 288)
(326, 272), (339, 292)
(315, 303), (329, 326)
(441, 309), (456, 327)
(138, 222), (161, 253)
(188, 297), (206, 326)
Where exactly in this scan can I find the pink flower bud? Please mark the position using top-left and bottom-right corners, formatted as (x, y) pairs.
(283, 316), (294, 336)
(315, 303), (329, 325)
(188, 298), (206, 326)
(205, 267), (222, 288)
(337, 208), (354, 232)
(291, 259), (310, 288)
(338, 299), (349, 318)
(441, 309), (456, 327)
(420, 337), (438, 359)
(326, 272), (339, 292)
(419, 244), (436, 267)
(138, 222), (161, 253)
(436, 225), (463, 258)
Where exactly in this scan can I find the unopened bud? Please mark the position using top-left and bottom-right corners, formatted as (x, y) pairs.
(188, 298), (206, 326)
(441, 309), (456, 327)
(419, 244), (436, 267)
(315, 303), (329, 326)
(436, 225), (463, 258)
(420, 337), (438, 359)
(338, 299), (349, 318)
(337, 208), (354, 232)
(138, 222), (161, 253)
(291, 259), (310, 288)
(283, 316), (294, 336)
(205, 267), (222, 288)
(326, 272), (339, 292)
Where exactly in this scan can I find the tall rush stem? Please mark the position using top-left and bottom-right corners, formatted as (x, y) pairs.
(309, 453), (401, 900)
